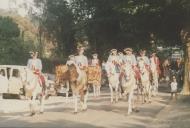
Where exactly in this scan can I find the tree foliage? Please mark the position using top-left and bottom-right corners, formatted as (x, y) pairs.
(32, 0), (190, 58)
(0, 16), (34, 65)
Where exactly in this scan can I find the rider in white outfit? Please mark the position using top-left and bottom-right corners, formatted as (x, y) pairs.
(107, 49), (120, 73)
(123, 48), (137, 66)
(66, 55), (76, 65)
(137, 50), (150, 66)
(74, 46), (88, 81)
(27, 52), (42, 73)
(27, 51), (45, 87)
(91, 53), (99, 66)
(75, 46), (88, 69)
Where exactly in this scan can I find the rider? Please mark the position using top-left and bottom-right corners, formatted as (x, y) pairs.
(107, 49), (120, 73)
(150, 51), (161, 76)
(118, 52), (125, 66)
(123, 48), (140, 80)
(123, 48), (137, 66)
(27, 51), (45, 87)
(66, 54), (75, 65)
(75, 46), (88, 70)
(137, 49), (150, 72)
(90, 53), (100, 66)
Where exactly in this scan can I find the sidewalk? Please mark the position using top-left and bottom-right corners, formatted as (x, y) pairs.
(147, 96), (190, 128)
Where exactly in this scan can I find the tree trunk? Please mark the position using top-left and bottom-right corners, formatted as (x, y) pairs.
(180, 29), (190, 95)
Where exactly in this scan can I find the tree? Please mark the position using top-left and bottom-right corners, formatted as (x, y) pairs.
(0, 16), (33, 65)
(32, 0), (75, 58)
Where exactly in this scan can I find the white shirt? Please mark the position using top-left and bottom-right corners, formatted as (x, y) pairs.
(124, 54), (137, 66)
(27, 58), (42, 71)
(75, 55), (88, 67)
(107, 55), (119, 64)
(137, 56), (150, 66)
(91, 59), (99, 66)
(170, 82), (177, 92)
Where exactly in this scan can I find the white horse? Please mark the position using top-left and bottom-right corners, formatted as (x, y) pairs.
(150, 57), (159, 96)
(120, 63), (137, 115)
(105, 62), (120, 103)
(21, 68), (47, 116)
(138, 59), (151, 103)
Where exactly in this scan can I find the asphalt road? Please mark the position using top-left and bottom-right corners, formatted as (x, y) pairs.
(0, 84), (187, 128)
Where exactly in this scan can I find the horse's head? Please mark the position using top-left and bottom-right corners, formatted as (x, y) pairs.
(138, 59), (146, 74)
(105, 62), (116, 77)
(20, 68), (38, 87)
(67, 63), (79, 82)
(122, 63), (133, 81)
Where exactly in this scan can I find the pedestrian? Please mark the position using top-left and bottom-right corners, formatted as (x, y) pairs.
(170, 76), (178, 100)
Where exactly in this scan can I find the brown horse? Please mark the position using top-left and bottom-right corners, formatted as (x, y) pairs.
(67, 63), (88, 114)
(55, 65), (70, 99)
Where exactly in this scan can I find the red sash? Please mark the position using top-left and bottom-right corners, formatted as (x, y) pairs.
(33, 69), (45, 87)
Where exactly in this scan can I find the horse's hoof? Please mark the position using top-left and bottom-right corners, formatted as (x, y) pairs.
(82, 109), (87, 112)
(149, 101), (152, 104)
(45, 95), (50, 100)
(30, 112), (35, 116)
(40, 111), (44, 114)
(73, 112), (78, 115)
(133, 109), (140, 113)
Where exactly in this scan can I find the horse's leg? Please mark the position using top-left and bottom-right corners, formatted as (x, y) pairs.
(132, 90), (139, 112)
(65, 81), (69, 103)
(115, 83), (119, 102)
(29, 94), (36, 116)
(118, 84), (122, 99)
(109, 85), (114, 103)
(98, 85), (101, 96)
(93, 84), (96, 97)
(148, 83), (152, 103)
(40, 95), (45, 114)
(128, 90), (134, 115)
(83, 90), (88, 110)
(95, 85), (98, 97)
(142, 86), (146, 103)
(74, 94), (78, 114)
(155, 76), (159, 95)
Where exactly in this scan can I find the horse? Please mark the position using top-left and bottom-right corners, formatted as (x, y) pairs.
(87, 66), (102, 97)
(105, 62), (120, 103)
(55, 65), (70, 100)
(138, 59), (152, 103)
(150, 57), (159, 96)
(67, 63), (88, 114)
(20, 68), (47, 116)
(120, 63), (137, 115)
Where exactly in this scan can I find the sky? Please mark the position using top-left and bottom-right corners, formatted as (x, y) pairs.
(0, 0), (34, 17)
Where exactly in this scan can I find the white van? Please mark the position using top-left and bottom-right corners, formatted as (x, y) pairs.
(0, 65), (26, 95)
